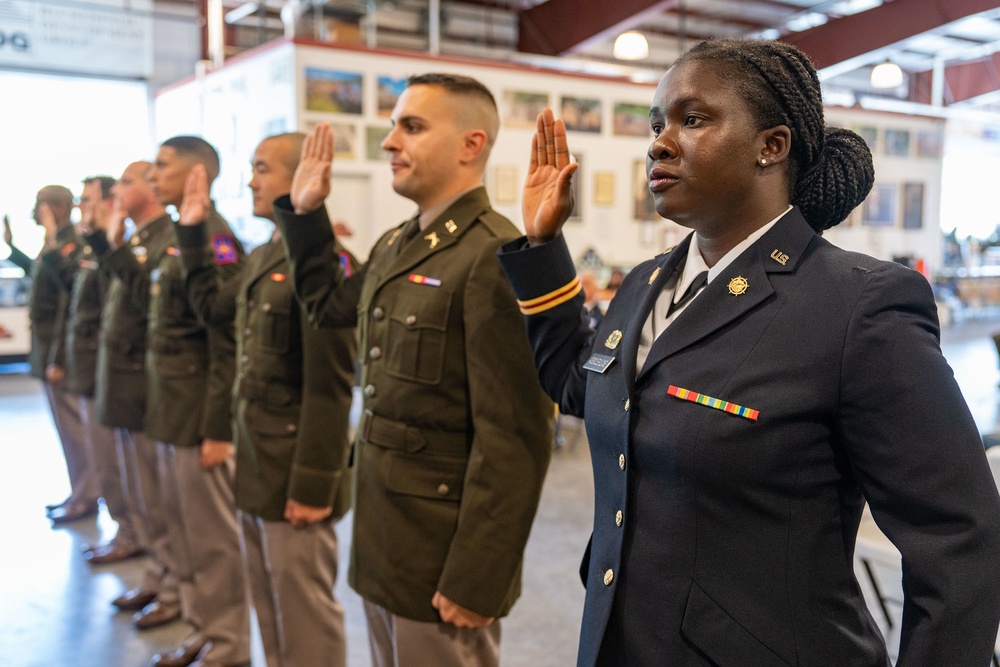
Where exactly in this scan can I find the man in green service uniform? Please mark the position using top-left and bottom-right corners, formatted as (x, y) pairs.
(276, 74), (553, 667)
(141, 136), (250, 667)
(176, 131), (357, 667)
(87, 162), (182, 623)
(6, 186), (99, 523)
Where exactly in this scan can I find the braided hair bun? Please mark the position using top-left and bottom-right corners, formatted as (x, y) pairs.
(676, 38), (875, 233)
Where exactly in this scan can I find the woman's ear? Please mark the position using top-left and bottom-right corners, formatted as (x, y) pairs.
(758, 125), (791, 167)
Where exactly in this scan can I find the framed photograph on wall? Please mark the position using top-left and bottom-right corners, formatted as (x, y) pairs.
(568, 153), (583, 220)
(613, 102), (649, 137)
(304, 68), (363, 114)
(491, 165), (518, 205)
(853, 125), (878, 153)
(376, 76), (407, 117)
(862, 183), (896, 227)
(503, 90), (550, 128)
(330, 123), (357, 159)
(885, 129), (911, 157)
(902, 182), (924, 229)
(366, 125), (390, 160)
(594, 172), (615, 206)
(632, 159), (658, 222)
(560, 96), (602, 133)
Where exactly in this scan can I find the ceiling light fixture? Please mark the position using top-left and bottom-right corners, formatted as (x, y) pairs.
(613, 31), (649, 61)
(870, 60), (904, 88)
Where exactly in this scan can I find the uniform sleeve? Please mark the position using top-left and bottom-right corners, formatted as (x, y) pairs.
(497, 234), (595, 417)
(198, 216), (244, 442)
(39, 247), (78, 292)
(436, 237), (554, 617)
(288, 253), (359, 509)
(7, 244), (33, 274)
(838, 264), (1000, 666)
(273, 197), (361, 328)
(42, 241), (81, 370)
(175, 221), (240, 328)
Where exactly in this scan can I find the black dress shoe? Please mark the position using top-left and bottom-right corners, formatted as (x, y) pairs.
(85, 543), (145, 564)
(151, 638), (207, 667)
(112, 587), (157, 611)
(134, 601), (181, 629)
(49, 500), (99, 524)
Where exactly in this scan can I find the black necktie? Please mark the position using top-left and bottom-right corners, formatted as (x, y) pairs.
(400, 215), (421, 246)
(666, 270), (708, 318)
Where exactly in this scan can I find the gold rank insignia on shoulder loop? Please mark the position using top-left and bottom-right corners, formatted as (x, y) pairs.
(605, 330), (622, 349)
(445, 220), (457, 233)
(648, 267), (660, 285)
(425, 231), (440, 249)
(386, 229), (402, 246)
(728, 276), (749, 296)
(770, 249), (789, 265)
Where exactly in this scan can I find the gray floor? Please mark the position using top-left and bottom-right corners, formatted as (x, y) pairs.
(1, 315), (998, 667)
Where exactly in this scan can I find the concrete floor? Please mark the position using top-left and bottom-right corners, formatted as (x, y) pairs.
(1, 315), (999, 667)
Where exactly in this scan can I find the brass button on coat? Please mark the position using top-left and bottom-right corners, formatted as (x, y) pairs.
(262, 302), (272, 312)
(372, 306), (385, 320)
(405, 314), (417, 326)
(603, 569), (614, 586)
(364, 384), (376, 397)
(369, 346), (382, 360)
(437, 483), (449, 495)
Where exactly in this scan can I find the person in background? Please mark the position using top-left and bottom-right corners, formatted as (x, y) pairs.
(175, 132), (357, 667)
(276, 73), (553, 667)
(6, 186), (99, 524)
(499, 38), (1000, 666)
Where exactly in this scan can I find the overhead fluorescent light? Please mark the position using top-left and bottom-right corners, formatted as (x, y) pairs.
(225, 2), (259, 24)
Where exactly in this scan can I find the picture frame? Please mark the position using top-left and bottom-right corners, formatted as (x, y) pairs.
(376, 75), (406, 117)
(491, 165), (518, 205)
(330, 123), (357, 159)
(853, 125), (878, 153)
(916, 130), (943, 158)
(560, 96), (602, 133)
(862, 183), (897, 227)
(613, 102), (649, 137)
(569, 153), (583, 220)
(594, 172), (615, 206)
(902, 182), (924, 229)
(884, 128), (911, 157)
(366, 125), (390, 160)
(503, 90), (550, 129)
(304, 68), (363, 114)
(632, 159), (658, 222)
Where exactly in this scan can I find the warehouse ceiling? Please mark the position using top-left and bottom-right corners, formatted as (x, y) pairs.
(206, 0), (1000, 113)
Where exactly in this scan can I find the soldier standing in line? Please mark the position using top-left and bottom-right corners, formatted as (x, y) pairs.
(6, 186), (99, 524)
(141, 136), (251, 667)
(176, 132), (357, 667)
(86, 162), (183, 625)
(43, 175), (147, 564)
(276, 74), (554, 667)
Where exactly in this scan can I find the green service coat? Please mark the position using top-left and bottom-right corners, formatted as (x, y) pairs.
(90, 215), (172, 430)
(176, 221), (357, 522)
(276, 187), (553, 623)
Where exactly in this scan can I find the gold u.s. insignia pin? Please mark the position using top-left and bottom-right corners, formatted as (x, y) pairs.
(425, 232), (440, 249)
(130, 235), (141, 246)
(386, 229), (402, 246)
(605, 330), (622, 349)
(648, 267), (660, 285)
(770, 249), (789, 265)
(445, 220), (457, 233)
(728, 276), (749, 295)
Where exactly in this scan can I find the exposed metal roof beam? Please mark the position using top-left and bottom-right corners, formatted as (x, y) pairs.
(517, 0), (679, 56)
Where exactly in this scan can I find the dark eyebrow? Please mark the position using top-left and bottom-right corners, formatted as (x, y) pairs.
(391, 114), (425, 127)
(650, 96), (704, 119)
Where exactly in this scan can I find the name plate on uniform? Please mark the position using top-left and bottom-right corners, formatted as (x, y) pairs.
(583, 353), (616, 373)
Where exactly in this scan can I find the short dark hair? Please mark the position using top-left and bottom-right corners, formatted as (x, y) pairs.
(407, 73), (497, 112)
(161, 135), (221, 184)
(675, 38), (874, 232)
(83, 176), (116, 199)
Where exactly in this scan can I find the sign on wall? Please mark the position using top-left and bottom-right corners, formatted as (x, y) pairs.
(0, 0), (152, 78)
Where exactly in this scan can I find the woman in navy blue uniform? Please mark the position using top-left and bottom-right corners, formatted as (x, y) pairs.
(498, 38), (1000, 667)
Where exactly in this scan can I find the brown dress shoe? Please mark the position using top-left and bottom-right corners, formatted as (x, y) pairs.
(48, 500), (99, 524)
(112, 587), (157, 611)
(134, 601), (181, 629)
(151, 637), (207, 667)
(85, 543), (145, 564)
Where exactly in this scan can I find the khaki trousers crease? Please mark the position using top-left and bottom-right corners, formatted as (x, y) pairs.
(158, 442), (201, 622)
(363, 599), (501, 667)
(171, 445), (250, 664)
(79, 397), (136, 547)
(239, 511), (346, 667)
(119, 428), (177, 596)
(43, 382), (98, 504)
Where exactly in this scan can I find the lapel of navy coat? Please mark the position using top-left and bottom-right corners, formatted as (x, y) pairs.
(498, 207), (1000, 667)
